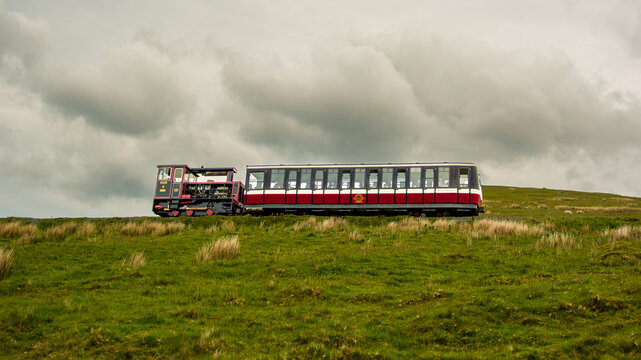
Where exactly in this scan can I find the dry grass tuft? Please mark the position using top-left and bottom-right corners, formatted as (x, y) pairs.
(430, 219), (458, 231)
(398, 218), (430, 232)
(555, 205), (641, 213)
(507, 203), (521, 209)
(45, 222), (78, 240)
(197, 235), (240, 263)
(198, 327), (225, 354)
(206, 225), (219, 234)
(361, 238), (373, 252)
(602, 226), (641, 242)
(0, 247), (15, 279)
(121, 221), (185, 236)
(0, 222), (23, 238)
(221, 220), (235, 232)
(1, 222), (40, 240)
(536, 233), (579, 249)
(470, 219), (547, 238)
(348, 230), (363, 241)
(122, 251), (146, 271)
(316, 218), (348, 232)
(292, 217), (348, 232)
(551, 197), (579, 201)
(292, 217), (317, 231)
(14, 224), (40, 245)
(77, 221), (96, 238)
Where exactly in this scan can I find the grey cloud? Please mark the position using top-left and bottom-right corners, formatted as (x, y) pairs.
(220, 34), (641, 165)
(0, 7), (47, 69)
(43, 43), (195, 135)
(221, 42), (427, 162)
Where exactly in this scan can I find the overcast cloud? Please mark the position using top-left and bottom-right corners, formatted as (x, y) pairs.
(1, 0), (640, 217)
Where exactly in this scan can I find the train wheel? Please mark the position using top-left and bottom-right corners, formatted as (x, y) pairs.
(186, 210), (194, 216)
(172, 210), (180, 217)
(206, 209), (214, 216)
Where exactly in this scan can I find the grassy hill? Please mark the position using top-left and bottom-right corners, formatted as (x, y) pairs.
(1, 186), (641, 359)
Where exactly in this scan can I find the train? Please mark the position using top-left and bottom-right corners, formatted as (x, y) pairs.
(152, 162), (485, 217)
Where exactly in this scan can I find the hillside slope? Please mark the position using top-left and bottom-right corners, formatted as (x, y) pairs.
(1, 186), (640, 359)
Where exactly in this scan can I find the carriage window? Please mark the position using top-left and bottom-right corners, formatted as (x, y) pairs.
(158, 167), (171, 180)
(270, 169), (285, 189)
(326, 169), (338, 189)
(368, 169), (379, 189)
(382, 168), (393, 189)
(396, 169), (407, 189)
(287, 170), (297, 190)
(438, 167), (450, 187)
(354, 169), (365, 189)
(425, 168), (435, 188)
(300, 169), (312, 189)
(248, 171), (265, 190)
(341, 170), (351, 189)
(314, 170), (325, 189)
(409, 167), (421, 188)
(173, 168), (184, 182)
(459, 168), (469, 188)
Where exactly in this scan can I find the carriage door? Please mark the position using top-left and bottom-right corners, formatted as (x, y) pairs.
(312, 169), (325, 204)
(339, 169), (352, 204)
(286, 169), (298, 204)
(395, 168), (408, 203)
(457, 167), (471, 203)
(170, 167), (184, 199)
(352, 168), (366, 205)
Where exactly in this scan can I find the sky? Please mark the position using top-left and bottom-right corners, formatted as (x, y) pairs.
(1, 0), (640, 217)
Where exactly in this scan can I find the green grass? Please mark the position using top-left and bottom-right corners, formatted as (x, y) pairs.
(1, 185), (641, 359)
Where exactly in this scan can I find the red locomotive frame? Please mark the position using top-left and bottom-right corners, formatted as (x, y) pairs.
(152, 165), (244, 217)
(153, 162), (484, 216)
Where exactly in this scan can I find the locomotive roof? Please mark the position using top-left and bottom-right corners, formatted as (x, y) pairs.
(156, 165), (237, 174)
(247, 162), (477, 169)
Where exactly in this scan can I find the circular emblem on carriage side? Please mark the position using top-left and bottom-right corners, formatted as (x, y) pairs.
(353, 193), (365, 203)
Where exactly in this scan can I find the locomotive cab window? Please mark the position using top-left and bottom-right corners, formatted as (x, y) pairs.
(158, 167), (171, 180)
(173, 168), (184, 182)
(248, 171), (265, 190)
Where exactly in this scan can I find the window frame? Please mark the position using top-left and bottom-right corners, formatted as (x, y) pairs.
(313, 169), (325, 190)
(368, 168), (380, 189)
(248, 170), (266, 190)
(326, 169), (339, 189)
(286, 169), (298, 190)
(437, 167), (451, 188)
(395, 168), (408, 189)
(340, 169), (352, 190)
